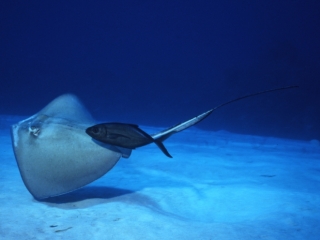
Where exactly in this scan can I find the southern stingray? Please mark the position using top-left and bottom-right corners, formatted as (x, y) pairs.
(10, 86), (297, 199)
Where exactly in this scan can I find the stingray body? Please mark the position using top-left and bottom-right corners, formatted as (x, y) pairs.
(10, 86), (297, 200)
(11, 95), (132, 200)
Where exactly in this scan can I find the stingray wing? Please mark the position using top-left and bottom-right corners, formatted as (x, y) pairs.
(11, 94), (131, 199)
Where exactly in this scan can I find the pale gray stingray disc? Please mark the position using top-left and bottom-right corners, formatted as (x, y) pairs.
(11, 94), (131, 200)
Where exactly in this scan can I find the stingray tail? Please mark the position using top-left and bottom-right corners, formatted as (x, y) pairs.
(154, 140), (172, 158)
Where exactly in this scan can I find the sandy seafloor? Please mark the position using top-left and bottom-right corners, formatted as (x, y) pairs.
(1, 116), (320, 240)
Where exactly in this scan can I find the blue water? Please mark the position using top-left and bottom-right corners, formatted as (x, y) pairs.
(1, 1), (319, 139)
(1, 1), (320, 239)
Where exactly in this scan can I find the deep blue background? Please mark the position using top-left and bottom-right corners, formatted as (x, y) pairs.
(1, 1), (319, 139)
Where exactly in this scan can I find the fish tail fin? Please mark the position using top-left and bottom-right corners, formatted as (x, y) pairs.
(150, 109), (213, 158)
(154, 140), (172, 158)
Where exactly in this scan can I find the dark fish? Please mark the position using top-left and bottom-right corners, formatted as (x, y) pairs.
(86, 123), (172, 158)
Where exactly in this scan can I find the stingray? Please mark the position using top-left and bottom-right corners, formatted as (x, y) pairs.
(10, 86), (297, 199)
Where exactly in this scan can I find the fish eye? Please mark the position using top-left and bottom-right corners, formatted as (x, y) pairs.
(91, 127), (99, 134)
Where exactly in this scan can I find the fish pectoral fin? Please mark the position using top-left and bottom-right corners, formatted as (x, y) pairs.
(154, 140), (172, 158)
(108, 133), (131, 140)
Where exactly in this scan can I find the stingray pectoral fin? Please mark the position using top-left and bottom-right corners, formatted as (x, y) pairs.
(12, 117), (122, 200)
(154, 140), (172, 158)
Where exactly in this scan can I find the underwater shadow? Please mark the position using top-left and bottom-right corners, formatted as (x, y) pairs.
(39, 185), (188, 220)
(40, 186), (133, 204)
